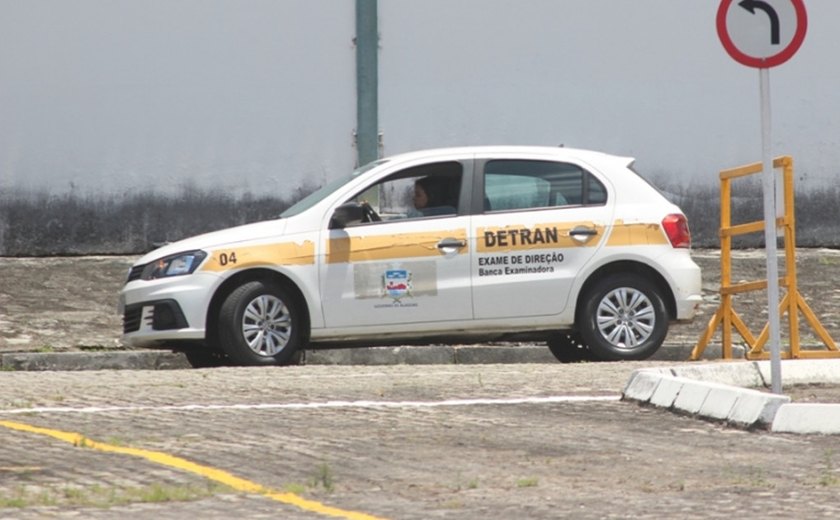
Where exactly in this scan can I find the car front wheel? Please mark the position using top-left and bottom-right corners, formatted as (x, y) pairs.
(218, 280), (302, 366)
(578, 274), (668, 361)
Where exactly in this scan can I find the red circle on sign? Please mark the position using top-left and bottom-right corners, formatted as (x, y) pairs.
(717, 0), (807, 68)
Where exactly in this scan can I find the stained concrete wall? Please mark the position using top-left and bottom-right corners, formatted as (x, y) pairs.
(2, 1), (839, 254)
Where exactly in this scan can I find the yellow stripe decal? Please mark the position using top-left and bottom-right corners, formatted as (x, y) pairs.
(328, 229), (468, 263)
(0, 420), (386, 520)
(201, 241), (315, 272)
(476, 222), (604, 253)
(605, 221), (669, 246)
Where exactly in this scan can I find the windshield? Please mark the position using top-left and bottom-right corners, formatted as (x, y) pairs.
(280, 159), (388, 218)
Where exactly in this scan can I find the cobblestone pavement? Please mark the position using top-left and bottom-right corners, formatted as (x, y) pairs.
(2, 363), (840, 519)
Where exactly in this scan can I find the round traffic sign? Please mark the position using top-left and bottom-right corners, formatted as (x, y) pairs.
(717, 0), (807, 68)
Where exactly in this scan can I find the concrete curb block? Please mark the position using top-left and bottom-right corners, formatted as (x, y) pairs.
(730, 390), (789, 427)
(0, 351), (192, 371)
(624, 370), (791, 427)
(300, 345), (691, 365)
(756, 359), (840, 385)
(0, 345), (608, 370)
(622, 370), (665, 402)
(302, 346), (456, 366)
(299, 345), (560, 365)
(648, 375), (690, 408)
(696, 384), (744, 421)
(669, 362), (766, 387)
(772, 404), (840, 434)
(0, 343), (697, 371)
(622, 360), (840, 432)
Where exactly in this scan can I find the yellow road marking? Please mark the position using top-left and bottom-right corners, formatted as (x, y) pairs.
(0, 420), (386, 520)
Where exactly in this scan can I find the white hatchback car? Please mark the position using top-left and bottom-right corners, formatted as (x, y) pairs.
(120, 146), (702, 365)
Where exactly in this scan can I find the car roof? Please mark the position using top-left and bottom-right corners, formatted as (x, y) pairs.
(381, 145), (634, 168)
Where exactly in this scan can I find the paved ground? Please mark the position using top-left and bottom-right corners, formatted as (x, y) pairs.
(3, 250), (840, 517)
(3, 363), (840, 519)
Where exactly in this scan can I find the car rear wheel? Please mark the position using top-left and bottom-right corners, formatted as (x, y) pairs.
(578, 274), (667, 361)
(218, 280), (302, 366)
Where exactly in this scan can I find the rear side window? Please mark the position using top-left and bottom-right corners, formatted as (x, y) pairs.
(483, 160), (607, 212)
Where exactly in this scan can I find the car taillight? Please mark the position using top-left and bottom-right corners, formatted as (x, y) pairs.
(662, 214), (691, 248)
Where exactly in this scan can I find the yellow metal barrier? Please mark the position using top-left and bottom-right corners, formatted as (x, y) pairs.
(691, 156), (838, 360)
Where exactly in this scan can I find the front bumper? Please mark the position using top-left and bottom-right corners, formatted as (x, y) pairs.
(119, 272), (220, 346)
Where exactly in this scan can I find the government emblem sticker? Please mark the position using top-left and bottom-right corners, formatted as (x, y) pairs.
(383, 269), (412, 302)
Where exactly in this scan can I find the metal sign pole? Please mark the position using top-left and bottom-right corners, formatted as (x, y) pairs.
(759, 67), (783, 394)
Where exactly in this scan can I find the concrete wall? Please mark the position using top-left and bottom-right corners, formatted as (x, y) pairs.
(1, 1), (839, 254)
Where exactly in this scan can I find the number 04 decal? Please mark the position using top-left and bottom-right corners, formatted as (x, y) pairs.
(218, 252), (238, 266)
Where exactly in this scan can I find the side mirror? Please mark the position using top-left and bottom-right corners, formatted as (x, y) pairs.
(329, 202), (365, 229)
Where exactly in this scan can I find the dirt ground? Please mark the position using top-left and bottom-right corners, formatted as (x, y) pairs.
(2, 249), (840, 355)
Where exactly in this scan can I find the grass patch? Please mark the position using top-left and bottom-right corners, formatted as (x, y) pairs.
(0, 482), (231, 508)
(819, 449), (840, 487)
(818, 256), (840, 266)
(450, 473), (479, 491)
(515, 477), (539, 488)
(725, 465), (772, 489)
(281, 463), (338, 496)
(283, 482), (307, 495)
(310, 463), (335, 493)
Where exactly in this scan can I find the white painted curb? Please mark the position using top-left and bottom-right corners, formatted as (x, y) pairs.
(622, 359), (840, 433)
(772, 404), (840, 434)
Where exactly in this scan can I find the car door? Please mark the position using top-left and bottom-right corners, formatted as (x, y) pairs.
(320, 160), (473, 329)
(470, 155), (613, 320)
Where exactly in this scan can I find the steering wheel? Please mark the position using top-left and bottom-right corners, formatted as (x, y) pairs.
(360, 201), (381, 223)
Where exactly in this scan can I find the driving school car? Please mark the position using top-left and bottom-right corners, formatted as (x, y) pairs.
(119, 146), (702, 365)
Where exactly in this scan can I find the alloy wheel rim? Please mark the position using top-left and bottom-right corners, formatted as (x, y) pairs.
(241, 294), (292, 356)
(595, 287), (655, 349)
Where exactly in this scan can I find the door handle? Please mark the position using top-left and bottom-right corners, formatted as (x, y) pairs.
(437, 238), (467, 250)
(569, 226), (598, 243)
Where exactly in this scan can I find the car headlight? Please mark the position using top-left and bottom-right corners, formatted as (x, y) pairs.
(140, 250), (207, 280)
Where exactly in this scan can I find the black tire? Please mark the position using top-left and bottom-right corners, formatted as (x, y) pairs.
(578, 274), (668, 361)
(218, 280), (303, 366)
(547, 332), (598, 363)
(182, 346), (230, 368)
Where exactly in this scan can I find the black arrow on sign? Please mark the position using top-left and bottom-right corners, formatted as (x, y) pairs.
(739, 0), (780, 45)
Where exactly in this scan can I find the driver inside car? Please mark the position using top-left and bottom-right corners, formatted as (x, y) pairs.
(412, 176), (456, 217)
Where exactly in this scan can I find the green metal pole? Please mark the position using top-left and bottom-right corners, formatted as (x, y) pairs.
(355, 0), (379, 167)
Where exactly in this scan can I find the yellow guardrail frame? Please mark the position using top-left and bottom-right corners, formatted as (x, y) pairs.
(691, 156), (838, 360)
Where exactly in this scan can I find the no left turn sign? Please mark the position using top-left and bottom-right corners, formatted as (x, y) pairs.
(717, 0), (807, 68)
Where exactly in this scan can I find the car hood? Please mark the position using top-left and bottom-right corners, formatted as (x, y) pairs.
(135, 219), (288, 265)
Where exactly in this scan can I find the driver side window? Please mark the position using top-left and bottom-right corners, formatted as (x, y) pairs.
(340, 161), (463, 226)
